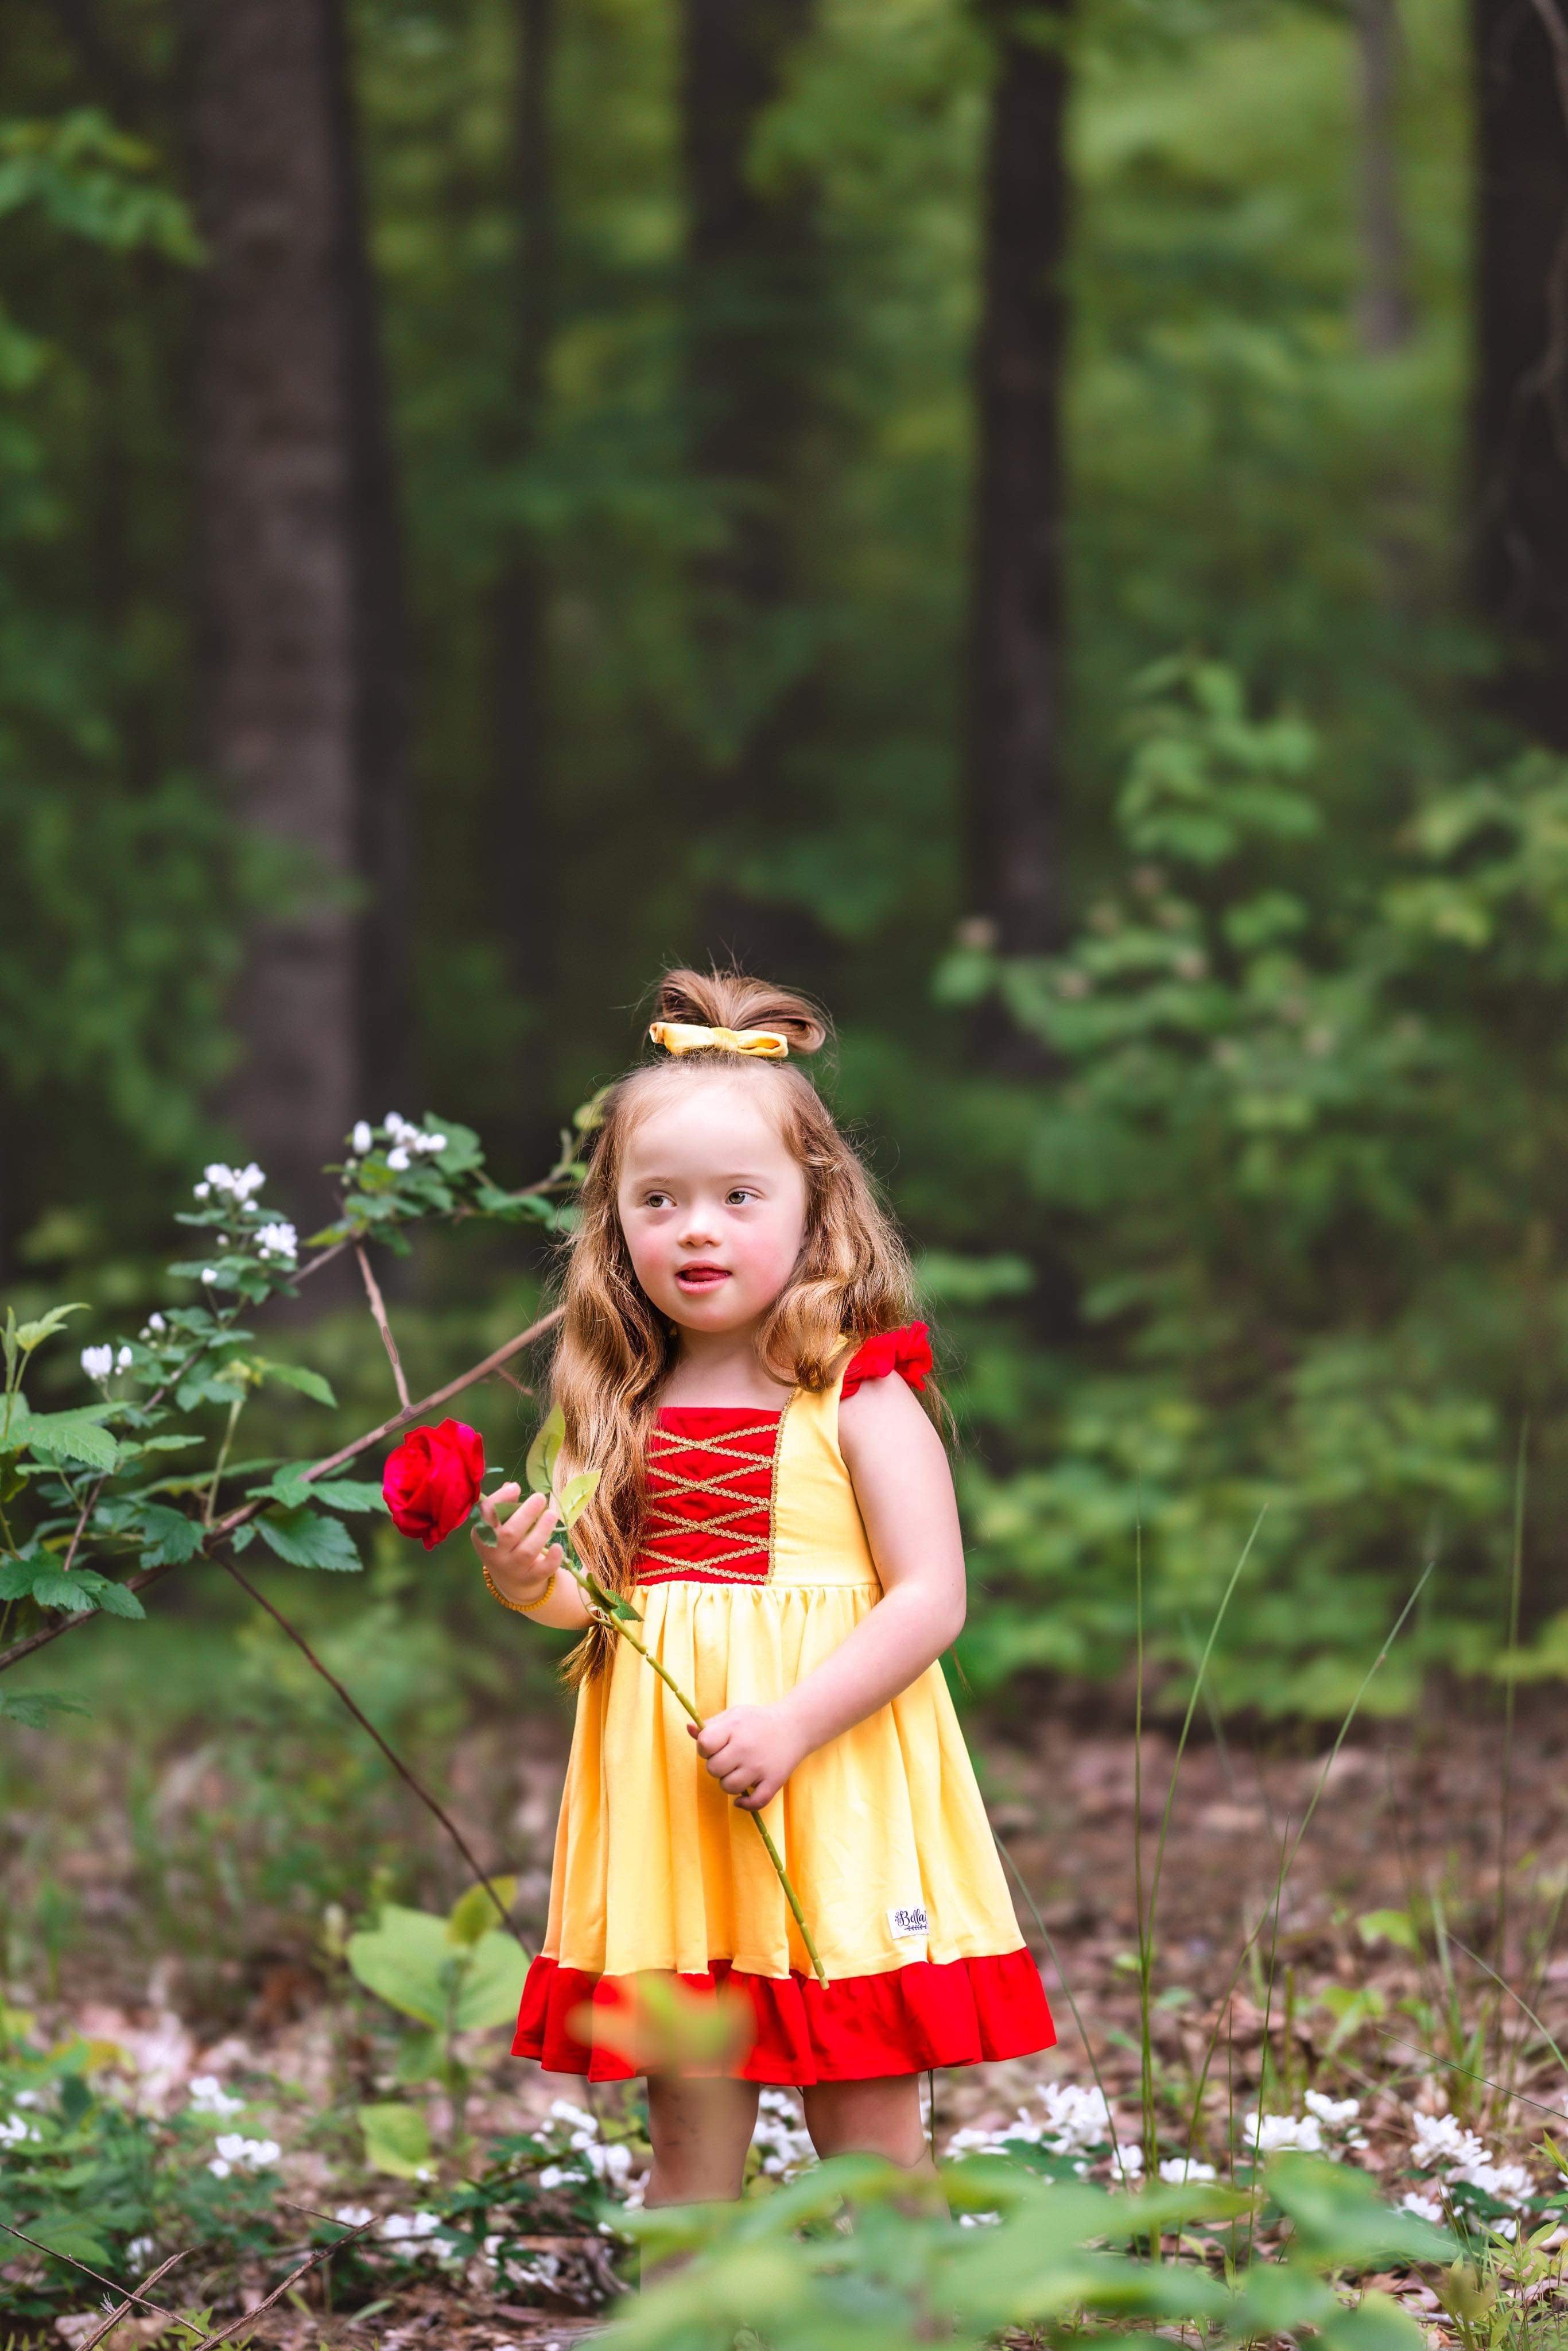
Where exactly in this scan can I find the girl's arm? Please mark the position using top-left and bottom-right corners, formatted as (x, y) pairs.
(690, 1375), (965, 1810)
(473, 1484), (592, 1631)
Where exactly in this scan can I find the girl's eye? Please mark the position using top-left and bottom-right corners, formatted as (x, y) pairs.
(726, 1188), (755, 1205)
(644, 1190), (673, 1209)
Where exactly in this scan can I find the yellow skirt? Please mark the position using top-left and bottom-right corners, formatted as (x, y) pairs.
(512, 1581), (1055, 2082)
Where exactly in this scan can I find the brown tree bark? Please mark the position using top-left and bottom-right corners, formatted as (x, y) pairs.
(185, 0), (411, 1231)
(680, 0), (829, 979)
(492, 0), (558, 1155)
(1354, 0), (1412, 355)
(964, 0), (1072, 961)
(1470, 0), (1568, 747)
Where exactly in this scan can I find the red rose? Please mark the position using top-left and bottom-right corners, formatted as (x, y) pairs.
(383, 1419), (486, 1549)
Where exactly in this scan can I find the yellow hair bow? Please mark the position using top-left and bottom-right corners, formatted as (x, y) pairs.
(648, 1020), (790, 1060)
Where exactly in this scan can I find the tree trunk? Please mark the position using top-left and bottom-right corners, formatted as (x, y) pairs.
(1354, 0), (1412, 355)
(492, 0), (557, 1157)
(680, 0), (828, 978)
(186, 0), (411, 1231)
(965, 0), (1072, 961)
(1470, 0), (1568, 747)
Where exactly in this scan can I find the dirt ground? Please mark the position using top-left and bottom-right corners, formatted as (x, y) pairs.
(12, 1696), (1568, 2348)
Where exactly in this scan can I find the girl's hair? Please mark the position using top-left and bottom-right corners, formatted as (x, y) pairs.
(550, 966), (919, 1683)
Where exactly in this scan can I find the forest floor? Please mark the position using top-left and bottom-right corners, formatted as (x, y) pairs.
(7, 1695), (1568, 2348)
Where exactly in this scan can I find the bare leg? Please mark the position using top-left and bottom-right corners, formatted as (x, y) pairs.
(644, 2073), (760, 2206)
(802, 2073), (936, 2177)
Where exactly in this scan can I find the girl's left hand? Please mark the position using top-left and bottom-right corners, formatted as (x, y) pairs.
(688, 1703), (805, 1811)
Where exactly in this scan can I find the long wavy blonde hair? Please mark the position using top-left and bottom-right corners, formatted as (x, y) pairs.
(550, 967), (921, 1683)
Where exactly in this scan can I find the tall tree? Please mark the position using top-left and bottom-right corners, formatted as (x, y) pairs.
(680, 0), (827, 976)
(492, 0), (558, 1155)
(185, 0), (411, 1227)
(1470, 0), (1568, 748)
(1353, 0), (1412, 356)
(964, 1), (1072, 960)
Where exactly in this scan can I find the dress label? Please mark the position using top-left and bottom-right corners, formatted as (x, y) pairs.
(887, 1903), (929, 1940)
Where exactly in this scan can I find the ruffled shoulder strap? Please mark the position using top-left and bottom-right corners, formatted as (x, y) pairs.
(839, 1320), (933, 1401)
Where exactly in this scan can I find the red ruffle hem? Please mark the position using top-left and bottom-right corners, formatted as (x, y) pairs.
(511, 1949), (1056, 2084)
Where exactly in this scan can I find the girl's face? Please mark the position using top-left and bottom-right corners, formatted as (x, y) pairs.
(616, 1076), (809, 1339)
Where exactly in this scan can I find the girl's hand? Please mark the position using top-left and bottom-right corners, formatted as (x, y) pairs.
(688, 1703), (806, 1811)
(473, 1483), (562, 1609)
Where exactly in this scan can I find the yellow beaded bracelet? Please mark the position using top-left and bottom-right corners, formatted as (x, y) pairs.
(481, 1559), (554, 1616)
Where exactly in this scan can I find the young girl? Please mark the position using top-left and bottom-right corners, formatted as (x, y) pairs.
(474, 969), (1054, 2202)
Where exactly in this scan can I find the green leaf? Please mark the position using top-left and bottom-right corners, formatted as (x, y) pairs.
(255, 1506), (360, 1571)
(20, 1407), (120, 1471)
(0, 1688), (91, 1727)
(1357, 1907), (1420, 1953)
(21, 2215), (110, 2266)
(451, 1928), (529, 2032)
(357, 2101), (433, 2181)
(256, 1468), (385, 1513)
(0, 1554), (39, 1599)
(560, 1467), (600, 1528)
(13, 1302), (90, 1352)
(347, 1906), (453, 2027)
(525, 1405), (564, 1496)
(447, 1879), (517, 1950)
(133, 1502), (204, 1565)
(90, 1577), (146, 1620)
(1265, 2151), (1457, 2264)
(29, 1571), (98, 1612)
(258, 1360), (337, 1407)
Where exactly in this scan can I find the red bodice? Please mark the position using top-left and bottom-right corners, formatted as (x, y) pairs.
(634, 1322), (932, 1588)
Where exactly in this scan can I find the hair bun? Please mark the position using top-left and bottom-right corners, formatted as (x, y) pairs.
(650, 967), (829, 1058)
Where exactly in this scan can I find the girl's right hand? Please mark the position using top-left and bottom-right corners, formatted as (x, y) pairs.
(473, 1483), (562, 1608)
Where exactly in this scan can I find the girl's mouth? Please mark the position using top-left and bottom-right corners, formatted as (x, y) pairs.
(676, 1264), (731, 1292)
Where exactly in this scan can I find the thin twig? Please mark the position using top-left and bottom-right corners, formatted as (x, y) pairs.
(355, 1244), (411, 1411)
(0, 1306), (564, 1678)
(59, 1472), (106, 1575)
(1373, 2027), (1568, 2125)
(0, 2220), (187, 2326)
(181, 2209), (384, 2350)
(75, 2248), (192, 2351)
(219, 1555), (526, 1947)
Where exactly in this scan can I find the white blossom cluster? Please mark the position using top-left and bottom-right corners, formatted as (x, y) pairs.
(1400, 2110), (1534, 2230)
(207, 2132), (280, 2179)
(382, 1113), (448, 1172)
(252, 1221), (298, 1264)
(752, 2087), (815, 2179)
(193, 1162), (266, 1206)
(187, 2074), (244, 2119)
(125, 2234), (156, 2272)
(140, 1312), (166, 1341)
(1240, 2091), (1366, 2162)
(1159, 2155), (1218, 2184)
(0, 2111), (41, 2146)
(946, 2080), (1123, 2168)
(534, 2097), (639, 2200)
(81, 1344), (133, 1382)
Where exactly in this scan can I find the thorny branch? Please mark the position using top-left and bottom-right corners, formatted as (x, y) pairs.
(75, 2248), (193, 2351)
(355, 1242), (411, 1410)
(220, 1554), (526, 1946)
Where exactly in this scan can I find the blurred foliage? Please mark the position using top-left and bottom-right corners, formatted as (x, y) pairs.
(1, 0), (1554, 1718)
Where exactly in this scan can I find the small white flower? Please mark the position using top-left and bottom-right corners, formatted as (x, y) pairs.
(0, 2113), (41, 2144)
(115, 1345), (134, 1373)
(1112, 2142), (1144, 2178)
(200, 1268), (218, 1285)
(1159, 2156), (1217, 2184)
(421, 1133), (447, 1153)
(380, 2210), (441, 2249)
(193, 1181), (211, 1201)
(187, 2074), (244, 2118)
(211, 2132), (278, 2172)
(1400, 2190), (1445, 2224)
(386, 1146), (410, 1171)
(142, 1313), (166, 1339)
(125, 2235), (156, 2271)
(535, 2163), (571, 2190)
(333, 2204), (375, 2229)
(253, 1221), (298, 1263)
(957, 2209), (1003, 2227)
(1303, 2090), (1361, 2128)
(80, 1345), (114, 1381)
(1243, 2111), (1324, 2155)
(352, 1121), (373, 1155)
(12, 2092), (40, 2108)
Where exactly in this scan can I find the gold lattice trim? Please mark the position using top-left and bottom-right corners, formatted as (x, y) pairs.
(639, 1416), (785, 1581)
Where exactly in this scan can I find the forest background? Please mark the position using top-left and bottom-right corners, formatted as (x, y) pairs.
(4, 0), (1568, 1743)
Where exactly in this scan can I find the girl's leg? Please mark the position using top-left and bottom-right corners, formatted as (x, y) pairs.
(644, 2073), (760, 2206)
(801, 2073), (934, 2174)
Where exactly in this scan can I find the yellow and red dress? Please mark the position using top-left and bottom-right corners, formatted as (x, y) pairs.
(511, 1324), (1054, 2082)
